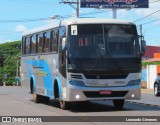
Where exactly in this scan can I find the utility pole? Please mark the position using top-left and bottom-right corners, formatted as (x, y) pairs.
(76, 0), (79, 17)
(140, 25), (142, 37)
(60, 0), (79, 18)
(140, 24), (143, 42)
(112, 9), (117, 19)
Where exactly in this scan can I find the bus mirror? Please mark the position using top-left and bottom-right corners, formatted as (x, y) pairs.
(62, 38), (66, 50)
(141, 40), (146, 56)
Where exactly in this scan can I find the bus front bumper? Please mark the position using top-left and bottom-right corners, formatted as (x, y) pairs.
(63, 85), (141, 102)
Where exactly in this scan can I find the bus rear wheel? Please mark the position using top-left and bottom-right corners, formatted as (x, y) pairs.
(113, 99), (125, 109)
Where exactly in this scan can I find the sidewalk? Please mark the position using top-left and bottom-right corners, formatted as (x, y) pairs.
(141, 89), (154, 94)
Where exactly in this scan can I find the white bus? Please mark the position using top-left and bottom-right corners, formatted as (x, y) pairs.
(21, 18), (146, 109)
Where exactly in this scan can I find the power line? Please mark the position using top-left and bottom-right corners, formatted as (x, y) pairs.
(0, 0), (159, 23)
(0, 18), (50, 23)
(0, 9), (112, 23)
(60, 0), (79, 17)
(141, 18), (160, 26)
(65, 9), (112, 18)
(3, 0), (59, 5)
(0, 1), (159, 24)
(134, 9), (160, 22)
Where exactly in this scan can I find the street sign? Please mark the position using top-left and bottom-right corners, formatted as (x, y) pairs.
(80, 0), (149, 8)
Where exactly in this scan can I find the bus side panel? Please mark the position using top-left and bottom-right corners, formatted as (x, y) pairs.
(56, 73), (68, 100)
(21, 56), (32, 92)
(21, 54), (61, 99)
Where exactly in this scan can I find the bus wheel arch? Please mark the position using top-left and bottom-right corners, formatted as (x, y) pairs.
(30, 76), (41, 103)
(54, 80), (59, 99)
(30, 76), (36, 94)
(54, 79), (69, 110)
(30, 78), (34, 94)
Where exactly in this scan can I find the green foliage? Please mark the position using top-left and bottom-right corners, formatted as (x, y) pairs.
(142, 61), (160, 67)
(0, 41), (21, 85)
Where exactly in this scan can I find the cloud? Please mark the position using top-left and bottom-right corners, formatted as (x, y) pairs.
(14, 25), (27, 32)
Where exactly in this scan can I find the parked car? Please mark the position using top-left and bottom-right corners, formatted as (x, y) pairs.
(154, 77), (160, 96)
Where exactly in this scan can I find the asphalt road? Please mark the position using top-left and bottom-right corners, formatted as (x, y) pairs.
(0, 86), (160, 125)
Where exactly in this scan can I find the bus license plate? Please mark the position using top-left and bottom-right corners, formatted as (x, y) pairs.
(100, 90), (111, 95)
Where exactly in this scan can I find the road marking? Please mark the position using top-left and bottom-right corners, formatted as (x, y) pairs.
(126, 101), (160, 108)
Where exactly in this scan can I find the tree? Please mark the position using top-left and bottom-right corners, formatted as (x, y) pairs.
(0, 41), (21, 85)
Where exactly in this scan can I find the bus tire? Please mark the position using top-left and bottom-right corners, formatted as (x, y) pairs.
(113, 99), (125, 109)
(59, 100), (70, 110)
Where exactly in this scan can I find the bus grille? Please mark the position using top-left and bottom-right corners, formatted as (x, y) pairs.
(71, 74), (83, 79)
(83, 91), (128, 98)
(84, 74), (128, 79)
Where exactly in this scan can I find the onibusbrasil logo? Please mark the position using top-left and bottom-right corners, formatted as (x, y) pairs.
(85, 0), (139, 4)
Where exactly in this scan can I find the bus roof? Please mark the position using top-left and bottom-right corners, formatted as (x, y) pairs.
(23, 18), (135, 36)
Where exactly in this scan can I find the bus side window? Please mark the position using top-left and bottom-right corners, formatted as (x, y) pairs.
(31, 35), (36, 54)
(25, 37), (30, 54)
(55, 29), (58, 52)
(43, 32), (50, 53)
(38, 34), (43, 53)
(36, 34), (39, 53)
(50, 29), (58, 52)
(50, 30), (54, 52)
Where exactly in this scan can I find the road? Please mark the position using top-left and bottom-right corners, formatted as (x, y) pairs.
(0, 86), (160, 125)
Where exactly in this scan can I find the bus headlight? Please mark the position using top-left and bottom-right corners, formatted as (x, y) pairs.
(127, 79), (141, 86)
(69, 80), (86, 87)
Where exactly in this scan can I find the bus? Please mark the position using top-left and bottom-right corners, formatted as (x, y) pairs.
(21, 18), (146, 110)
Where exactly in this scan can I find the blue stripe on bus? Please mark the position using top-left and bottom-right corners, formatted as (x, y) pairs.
(27, 64), (32, 78)
(40, 61), (53, 97)
(23, 60), (32, 78)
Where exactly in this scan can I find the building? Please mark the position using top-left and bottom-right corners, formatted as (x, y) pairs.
(142, 53), (160, 89)
(143, 45), (160, 60)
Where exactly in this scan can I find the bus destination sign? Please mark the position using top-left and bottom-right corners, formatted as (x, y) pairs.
(80, 0), (149, 8)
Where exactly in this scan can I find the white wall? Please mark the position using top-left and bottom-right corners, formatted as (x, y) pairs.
(147, 65), (157, 89)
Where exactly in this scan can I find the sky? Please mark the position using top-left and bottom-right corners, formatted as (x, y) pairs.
(0, 0), (160, 46)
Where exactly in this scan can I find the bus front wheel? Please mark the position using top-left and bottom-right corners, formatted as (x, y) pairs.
(113, 99), (125, 109)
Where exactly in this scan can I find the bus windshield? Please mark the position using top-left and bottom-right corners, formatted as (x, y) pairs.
(67, 24), (141, 73)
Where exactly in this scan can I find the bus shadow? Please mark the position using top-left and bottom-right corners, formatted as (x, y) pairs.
(69, 101), (160, 113)
(31, 99), (160, 112)
(47, 100), (126, 113)
(38, 100), (119, 112)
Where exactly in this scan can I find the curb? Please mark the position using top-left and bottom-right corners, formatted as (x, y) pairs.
(141, 89), (154, 94)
